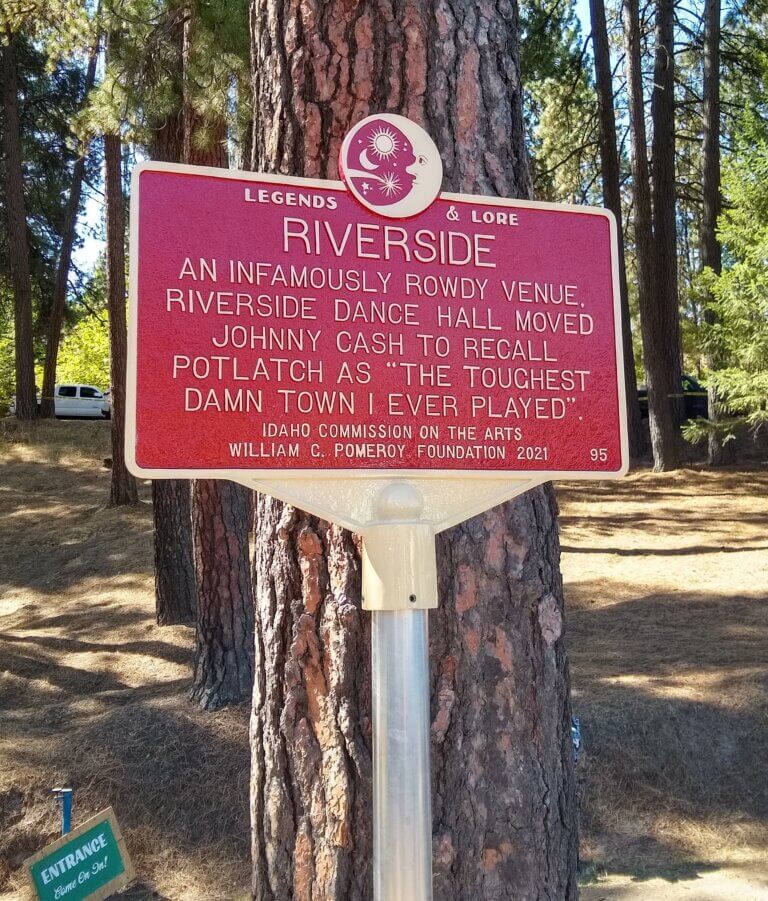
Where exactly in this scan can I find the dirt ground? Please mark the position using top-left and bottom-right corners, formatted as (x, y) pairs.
(1, 420), (766, 900)
(559, 465), (768, 900)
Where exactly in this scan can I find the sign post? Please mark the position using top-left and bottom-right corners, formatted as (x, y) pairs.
(127, 113), (628, 899)
(366, 481), (435, 900)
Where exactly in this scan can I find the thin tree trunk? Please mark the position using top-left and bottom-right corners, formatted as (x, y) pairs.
(249, 2), (578, 898)
(146, 12), (197, 626)
(590, 0), (646, 462)
(623, 0), (680, 472)
(182, 15), (251, 708)
(1, 32), (37, 420)
(241, 118), (253, 171)
(104, 128), (138, 506)
(152, 112), (185, 163)
(40, 38), (100, 419)
(103, 26), (138, 507)
(649, 0), (683, 467)
(153, 479), (196, 625)
(189, 479), (254, 710)
(701, 0), (732, 465)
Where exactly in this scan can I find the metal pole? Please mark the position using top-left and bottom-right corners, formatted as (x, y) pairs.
(362, 481), (437, 901)
(372, 609), (432, 901)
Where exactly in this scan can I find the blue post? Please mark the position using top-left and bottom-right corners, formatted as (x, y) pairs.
(52, 787), (73, 835)
(61, 789), (72, 834)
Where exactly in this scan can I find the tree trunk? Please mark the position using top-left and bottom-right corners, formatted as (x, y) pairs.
(649, 0), (683, 467)
(153, 479), (197, 625)
(623, 0), (680, 472)
(590, 0), (646, 462)
(190, 479), (254, 709)
(249, 3), (578, 898)
(1, 32), (37, 420)
(701, 0), (732, 465)
(182, 15), (251, 708)
(39, 37), (100, 419)
(144, 16), (198, 626)
(104, 123), (138, 506)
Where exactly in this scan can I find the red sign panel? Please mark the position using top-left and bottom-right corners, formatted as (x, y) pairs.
(127, 164), (627, 478)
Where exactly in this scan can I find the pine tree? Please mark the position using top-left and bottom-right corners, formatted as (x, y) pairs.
(590, 0), (646, 460)
(1, 33), (37, 419)
(700, 0), (735, 464)
(249, 1), (578, 897)
(40, 28), (100, 418)
(649, 0), (684, 468)
(623, 0), (681, 471)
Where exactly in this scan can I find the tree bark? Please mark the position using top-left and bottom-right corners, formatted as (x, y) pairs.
(590, 0), (646, 462)
(104, 110), (138, 506)
(623, 0), (680, 472)
(144, 17), (198, 626)
(649, 0), (683, 467)
(182, 15), (252, 708)
(153, 479), (197, 625)
(701, 0), (732, 465)
(1, 32), (37, 420)
(190, 479), (254, 710)
(249, 2), (578, 898)
(39, 35), (100, 418)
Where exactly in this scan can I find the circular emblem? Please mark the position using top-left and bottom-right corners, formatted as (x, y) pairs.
(339, 114), (443, 219)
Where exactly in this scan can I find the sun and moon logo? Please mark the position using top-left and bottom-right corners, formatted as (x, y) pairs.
(339, 114), (443, 218)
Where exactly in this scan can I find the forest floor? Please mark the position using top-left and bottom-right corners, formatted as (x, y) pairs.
(0, 420), (766, 900)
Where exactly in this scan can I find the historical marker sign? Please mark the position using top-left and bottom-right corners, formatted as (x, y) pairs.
(24, 808), (134, 901)
(127, 115), (627, 532)
(127, 114), (629, 901)
(127, 164), (626, 481)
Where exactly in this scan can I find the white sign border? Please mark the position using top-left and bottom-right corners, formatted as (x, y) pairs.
(126, 162), (628, 529)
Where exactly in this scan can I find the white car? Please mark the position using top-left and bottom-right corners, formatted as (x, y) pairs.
(9, 384), (109, 419)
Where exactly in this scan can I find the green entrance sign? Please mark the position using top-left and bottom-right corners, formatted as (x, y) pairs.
(24, 808), (134, 901)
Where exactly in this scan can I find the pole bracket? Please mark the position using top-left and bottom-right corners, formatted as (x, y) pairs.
(361, 481), (438, 611)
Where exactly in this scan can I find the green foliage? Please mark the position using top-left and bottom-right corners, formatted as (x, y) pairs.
(687, 116), (768, 440)
(0, 38), (98, 312)
(519, 0), (601, 202)
(56, 310), (111, 388)
(520, 0), (585, 104)
(50, 257), (110, 389)
(0, 34), (100, 408)
(0, 326), (16, 408)
(529, 74), (600, 203)
(86, 0), (249, 152)
(0, 0), (92, 63)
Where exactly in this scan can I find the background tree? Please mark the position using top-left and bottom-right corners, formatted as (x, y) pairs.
(102, 26), (138, 507)
(623, 0), (681, 470)
(590, 0), (646, 460)
(175, 0), (254, 707)
(144, 8), (198, 627)
(684, 110), (768, 444)
(190, 478), (254, 710)
(40, 27), (100, 418)
(249, 1), (578, 898)
(699, 0), (734, 464)
(521, 0), (602, 204)
(1, 33), (38, 419)
(1, 2), (94, 416)
(94, 0), (197, 619)
(650, 0), (684, 466)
